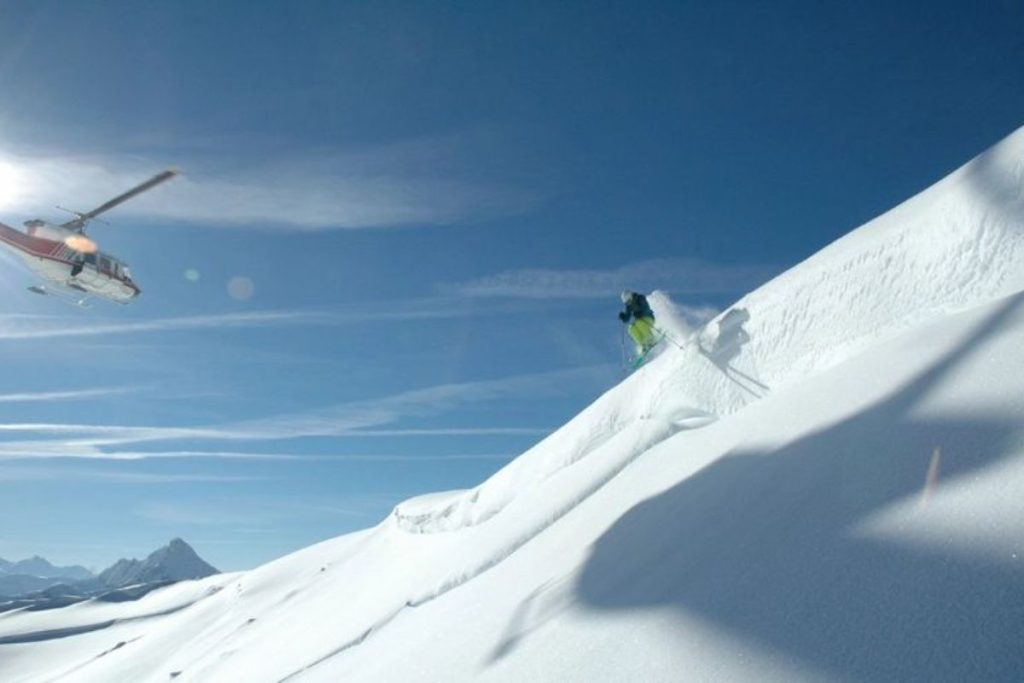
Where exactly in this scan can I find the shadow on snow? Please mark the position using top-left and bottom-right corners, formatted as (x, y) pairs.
(571, 292), (1024, 682)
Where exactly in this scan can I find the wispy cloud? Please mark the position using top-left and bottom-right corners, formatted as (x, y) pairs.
(0, 310), (335, 341)
(0, 465), (259, 483)
(0, 136), (532, 229)
(216, 364), (610, 440)
(136, 501), (282, 527)
(135, 495), (392, 526)
(0, 298), (570, 342)
(331, 427), (548, 437)
(0, 365), (602, 460)
(0, 441), (311, 460)
(442, 258), (779, 299)
(0, 441), (517, 462)
(0, 386), (135, 402)
(0, 424), (548, 440)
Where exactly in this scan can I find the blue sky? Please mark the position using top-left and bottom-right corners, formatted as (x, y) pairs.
(0, 1), (1021, 572)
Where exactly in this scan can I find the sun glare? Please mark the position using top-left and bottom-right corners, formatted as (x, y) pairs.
(63, 233), (98, 254)
(0, 159), (24, 211)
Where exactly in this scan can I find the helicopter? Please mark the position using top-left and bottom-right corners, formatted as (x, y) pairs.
(0, 169), (178, 306)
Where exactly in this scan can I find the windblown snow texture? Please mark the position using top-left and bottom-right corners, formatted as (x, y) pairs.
(1, 127), (1023, 682)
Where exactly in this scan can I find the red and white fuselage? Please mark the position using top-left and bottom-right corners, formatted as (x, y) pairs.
(0, 220), (140, 303)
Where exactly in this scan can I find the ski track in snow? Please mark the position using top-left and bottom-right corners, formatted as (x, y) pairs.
(2, 126), (1024, 682)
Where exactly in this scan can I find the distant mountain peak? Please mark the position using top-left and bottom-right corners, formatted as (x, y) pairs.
(98, 539), (218, 589)
(0, 555), (93, 581)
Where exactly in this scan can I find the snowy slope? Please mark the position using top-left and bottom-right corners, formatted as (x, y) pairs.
(1, 126), (1022, 683)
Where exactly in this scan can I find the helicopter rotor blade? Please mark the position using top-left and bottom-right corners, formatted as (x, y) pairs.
(61, 169), (179, 231)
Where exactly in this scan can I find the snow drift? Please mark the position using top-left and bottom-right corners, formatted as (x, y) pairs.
(2, 126), (1023, 682)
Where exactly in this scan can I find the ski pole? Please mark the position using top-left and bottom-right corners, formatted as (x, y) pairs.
(619, 326), (632, 373)
(654, 326), (688, 350)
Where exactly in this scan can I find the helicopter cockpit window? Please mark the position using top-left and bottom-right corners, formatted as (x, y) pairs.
(84, 253), (97, 265)
(99, 256), (112, 272)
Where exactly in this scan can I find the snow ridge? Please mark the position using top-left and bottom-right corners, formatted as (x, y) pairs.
(392, 125), (1024, 538)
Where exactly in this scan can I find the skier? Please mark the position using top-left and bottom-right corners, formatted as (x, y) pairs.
(618, 290), (658, 357)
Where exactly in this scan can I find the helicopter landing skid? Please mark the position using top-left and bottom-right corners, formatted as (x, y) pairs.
(26, 285), (90, 308)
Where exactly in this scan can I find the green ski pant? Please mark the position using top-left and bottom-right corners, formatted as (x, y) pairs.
(628, 316), (657, 351)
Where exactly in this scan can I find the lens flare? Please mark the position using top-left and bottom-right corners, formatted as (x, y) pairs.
(63, 234), (98, 254)
(227, 275), (255, 300)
